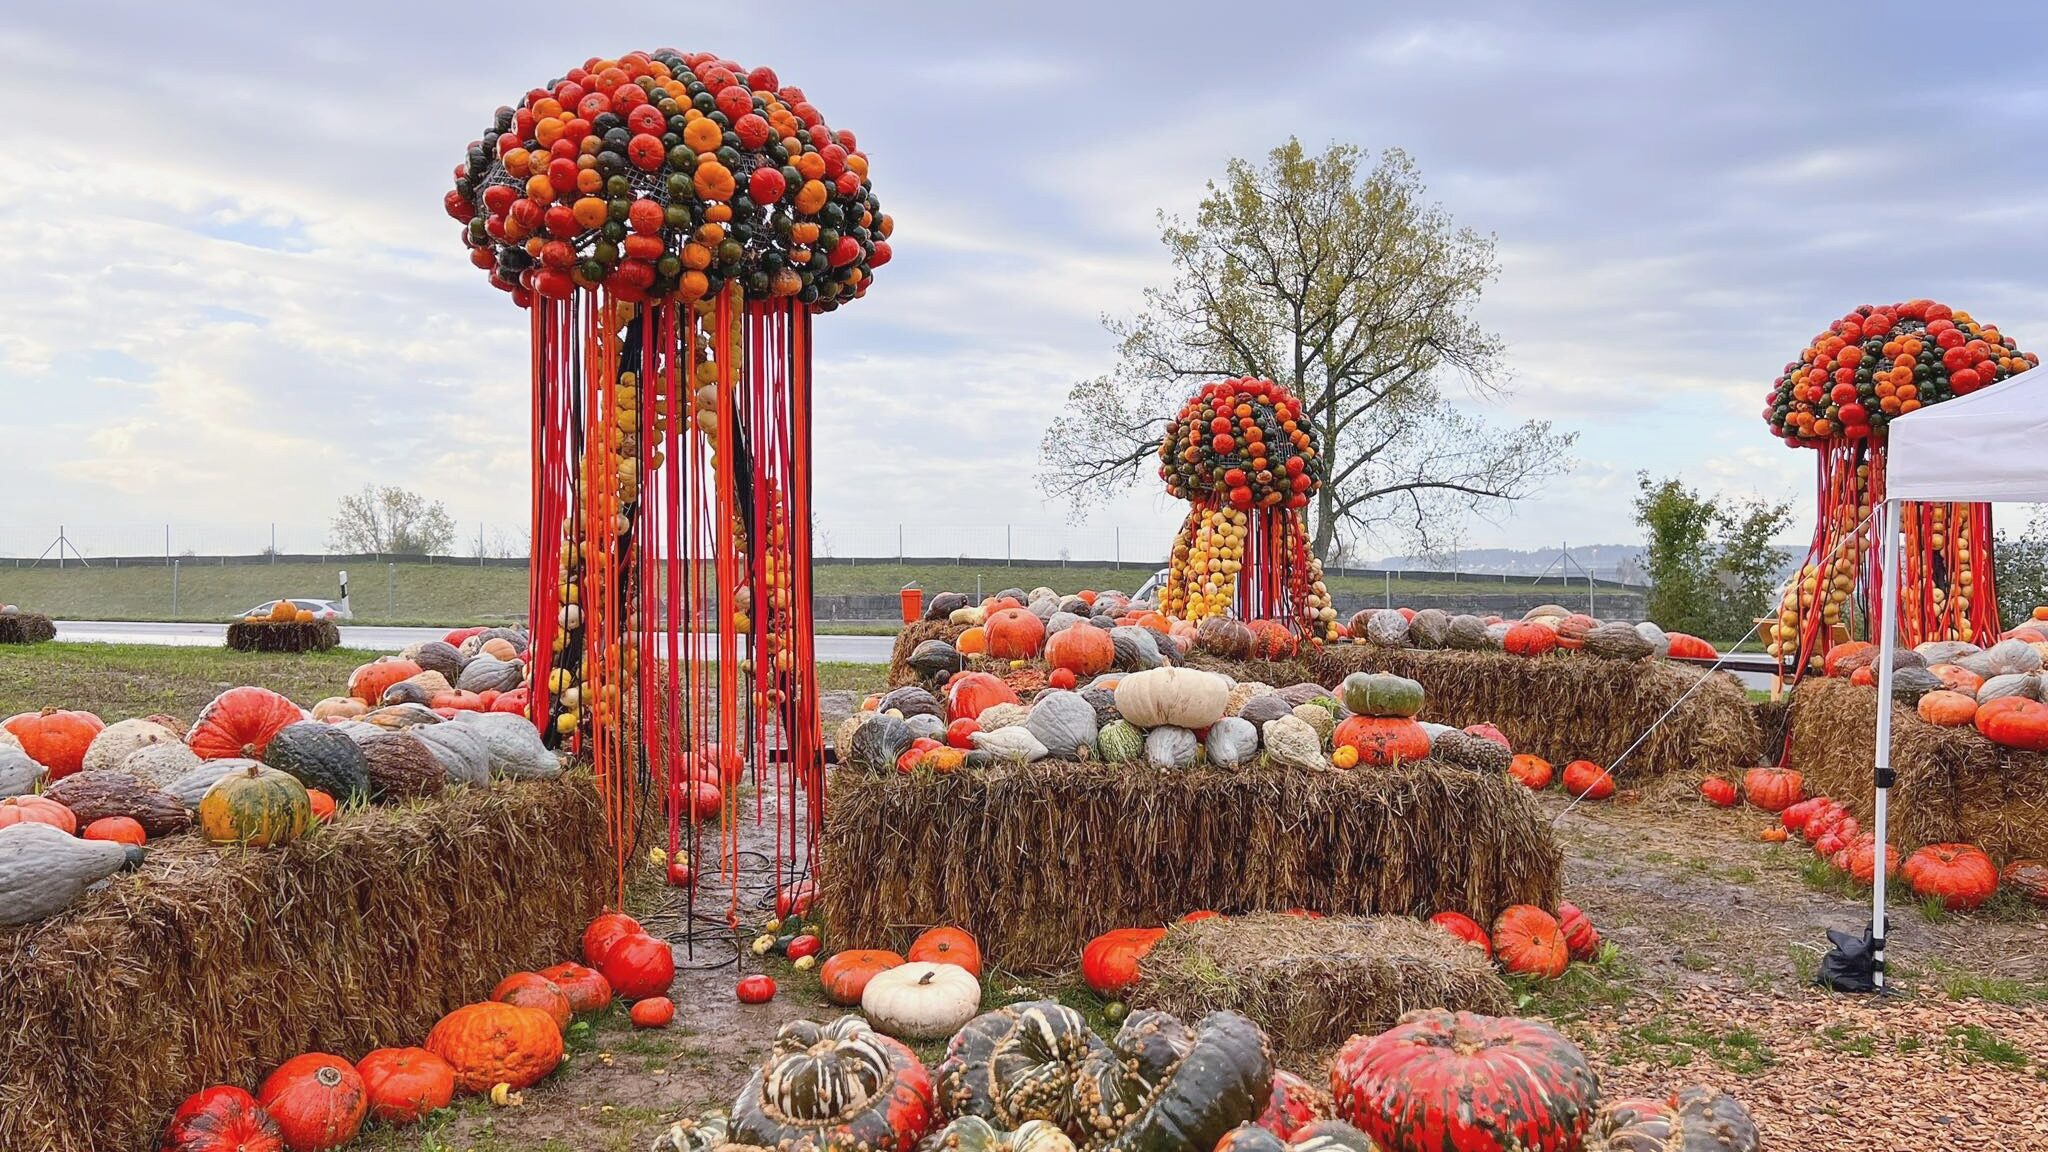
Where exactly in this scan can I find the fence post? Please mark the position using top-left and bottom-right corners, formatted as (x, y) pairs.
(171, 559), (180, 618)
(1115, 527), (1120, 570)
(1006, 525), (1011, 567)
(388, 562), (396, 619)
(1385, 568), (1391, 608)
(270, 523), (276, 563)
(897, 524), (903, 566)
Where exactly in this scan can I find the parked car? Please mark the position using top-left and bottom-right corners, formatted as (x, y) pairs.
(241, 598), (351, 621)
(1132, 567), (1171, 605)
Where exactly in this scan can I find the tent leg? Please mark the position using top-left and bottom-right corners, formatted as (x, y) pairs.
(1872, 498), (1903, 991)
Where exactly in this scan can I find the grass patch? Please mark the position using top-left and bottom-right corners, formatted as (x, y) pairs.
(1949, 1024), (2030, 1068)
(1511, 945), (1636, 1023)
(1916, 894), (1949, 923)
(1795, 855), (1865, 898)
(1820, 1022), (1876, 1057)
(1613, 1013), (1776, 1074)
(1932, 967), (2048, 1006)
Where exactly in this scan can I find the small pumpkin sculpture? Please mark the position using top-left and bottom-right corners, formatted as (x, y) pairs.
(198, 763), (312, 847)
(356, 1046), (456, 1127)
(162, 1085), (285, 1152)
(425, 1001), (565, 1092)
(935, 1001), (1104, 1132)
(1902, 843), (2000, 911)
(862, 960), (983, 1040)
(1583, 1087), (1760, 1152)
(1, 707), (105, 779)
(1075, 1009), (1274, 1152)
(1332, 1011), (1596, 1152)
(1081, 926), (1166, 997)
(1491, 905), (1569, 979)
(257, 1053), (369, 1152)
(730, 1016), (935, 1152)
(820, 948), (905, 1005)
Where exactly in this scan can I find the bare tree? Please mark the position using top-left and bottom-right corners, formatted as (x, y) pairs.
(1038, 139), (1575, 560)
(328, 485), (457, 556)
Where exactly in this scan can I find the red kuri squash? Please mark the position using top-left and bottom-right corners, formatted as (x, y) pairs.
(1491, 905), (1569, 979)
(162, 1085), (284, 1152)
(1081, 926), (1166, 996)
(256, 1053), (368, 1152)
(1902, 843), (1999, 910)
(356, 1046), (455, 1126)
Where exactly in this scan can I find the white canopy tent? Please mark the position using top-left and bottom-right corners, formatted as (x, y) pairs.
(1868, 372), (2048, 987)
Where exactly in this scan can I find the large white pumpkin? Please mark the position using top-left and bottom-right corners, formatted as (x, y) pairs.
(860, 961), (981, 1040)
(1112, 667), (1232, 730)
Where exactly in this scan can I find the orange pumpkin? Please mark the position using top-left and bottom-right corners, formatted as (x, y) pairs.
(1742, 765), (1804, 813)
(946, 672), (1020, 721)
(490, 972), (574, 1032)
(188, 686), (304, 761)
(582, 912), (641, 966)
(956, 626), (987, 655)
(819, 948), (904, 1005)
(1491, 905), (1569, 979)
(257, 1053), (368, 1151)
(0, 795), (77, 834)
(347, 658), (422, 706)
(1699, 777), (1738, 807)
(1917, 690), (1979, 728)
(82, 816), (147, 846)
(1081, 926), (1166, 996)
(630, 997), (676, 1028)
(1927, 664), (1986, 697)
(307, 789), (337, 823)
(1332, 716), (1431, 767)
(1508, 754), (1553, 790)
(1045, 625), (1115, 678)
(2001, 858), (2048, 905)
(2, 708), (104, 779)
(1428, 911), (1491, 956)
(1561, 760), (1614, 801)
(1977, 696), (2048, 751)
(355, 1047), (455, 1127)
(984, 608), (1047, 660)
(424, 1002), (564, 1093)
(1824, 641), (1875, 677)
(906, 926), (982, 977)
(1902, 843), (2000, 911)
(537, 962), (613, 1013)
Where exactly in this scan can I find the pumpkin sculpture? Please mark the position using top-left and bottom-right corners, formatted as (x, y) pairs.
(1583, 1087), (1760, 1152)
(1902, 843), (2000, 910)
(1081, 926), (1166, 997)
(162, 1085), (286, 1152)
(935, 1001), (1105, 1132)
(425, 1001), (565, 1092)
(1331, 1011), (1597, 1152)
(1491, 905), (1569, 979)
(730, 1016), (935, 1152)
(198, 763), (312, 847)
(1, 707), (104, 779)
(257, 1053), (369, 1152)
(1074, 1009), (1275, 1152)
(356, 1046), (456, 1127)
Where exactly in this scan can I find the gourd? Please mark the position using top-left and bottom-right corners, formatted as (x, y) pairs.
(1, 707), (105, 779)
(188, 687), (304, 761)
(1075, 1009), (1274, 1152)
(257, 1053), (368, 1152)
(1340, 672), (1424, 718)
(730, 1016), (934, 1152)
(934, 1001), (1102, 1131)
(924, 591), (969, 620)
(408, 721), (494, 786)
(922, 1117), (1077, 1152)
(908, 640), (967, 681)
(1583, 622), (1655, 661)
(264, 722), (372, 802)
(1046, 626), (1116, 678)
(1902, 843), (2000, 911)
(1025, 691), (1099, 761)
(81, 718), (179, 774)
(1408, 609), (1451, 648)
(1331, 1011), (1596, 1152)
(1235, 694), (1292, 727)
(1145, 725), (1200, 769)
(881, 685), (945, 720)
(121, 739), (205, 788)
(1429, 730), (1509, 775)
(1977, 673), (2042, 703)
(1364, 610), (1410, 647)
(1205, 717), (1259, 768)
(906, 713), (947, 742)
(409, 640), (468, 681)
(0, 821), (144, 926)
(1632, 621), (1672, 658)
(358, 733), (447, 801)
(1110, 626), (1166, 671)
(1096, 720), (1145, 762)
(1332, 716), (1430, 767)
(356, 1047), (457, 1127)
(1887, 665), (1943, 703)
(1248, 619), (1299, 661)
(43, 771), (191, 837)
(1289, 704), (1335, 743)
(972, 725), (1049, 762)
(198, 762), (312, 847)
(1584, 1087), (1760, 1152)
(978, 703), (1031, 732)
(1261, 716), (1324, 771)
(425, 1002), (564, 1092)
(1491, 906), (1570, 979)
(161, 1085), (286, 1152)
(861, 960), (983, 1040)
(456, 655), (524, 693)
(0, 747), (44, 799)
(1113, 667), (1231, 730)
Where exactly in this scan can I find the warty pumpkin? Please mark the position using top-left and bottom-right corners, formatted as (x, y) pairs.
(921, 1116), (1076, 1152)
(1332, 1010), (1595, 1152)
(1582, 1086), (1759, 1152)
(426, 1001), (564, 1092)
(1, 707), (105, 779)
(934, 1000), (1101, 1131)
(356, 1046), (456, 1127)
(81, 717), (178, 774)
(257, 1053), (368, 1152)
(198, 762), (312, 847)
(188, 687), (304, 761)
(1332, 716), (1430, 767)
(357, 732), (446, 801)
(44, 769), (191, 837)
(1075, 1009), (1273, 1152)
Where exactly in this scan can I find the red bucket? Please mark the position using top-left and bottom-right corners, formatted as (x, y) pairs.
(898, 585), (923, 624)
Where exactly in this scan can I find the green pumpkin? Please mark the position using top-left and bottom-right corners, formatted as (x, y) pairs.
(1095, 720), (1145, 763)
(1340, 672), (1425, 718)
(263, 722), (370, 803)
(197, 763), (311, 847)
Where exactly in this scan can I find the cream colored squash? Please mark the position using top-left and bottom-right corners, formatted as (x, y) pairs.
(860, 961), (981, 1040)
(81, 718), (179, 775)
(1112, 667), (1232, 730)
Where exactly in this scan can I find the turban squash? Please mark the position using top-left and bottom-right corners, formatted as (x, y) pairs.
(730, 1016), (934, 1152)
(934, 1000), (1103, 1131)
(1074, 1009), (1275, 1152)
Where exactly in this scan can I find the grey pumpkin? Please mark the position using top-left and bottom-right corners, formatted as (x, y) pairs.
(0, 822), (144, 926)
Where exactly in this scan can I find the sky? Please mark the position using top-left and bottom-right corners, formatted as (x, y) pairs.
(4, 1), (2047, 563)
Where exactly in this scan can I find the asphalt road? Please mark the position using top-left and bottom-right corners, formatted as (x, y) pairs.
(52, 620), (900, 664)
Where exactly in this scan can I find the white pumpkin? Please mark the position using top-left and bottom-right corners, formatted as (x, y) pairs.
(1113, 667), (1232, 730)
(860, 961), (982, 1040)
(970, 726), (1048, 762)
(82, 718), (179, 775)
(120, 741), (204, 788)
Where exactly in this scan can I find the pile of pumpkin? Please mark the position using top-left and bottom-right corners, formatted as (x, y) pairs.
(159, 912), (678, 1151)
(241, 599), (323, 625)
(1818, 618), (2048, 752)
(0, 678), (560, 927)
(1698, 764), (2048, 910)
(1341, 603), (1721, 662)
(915, 585), (1307, 678)
(321, 626), (537, 723)
(654, 996), (1758, 1152)
(852, 656), (1531, 777)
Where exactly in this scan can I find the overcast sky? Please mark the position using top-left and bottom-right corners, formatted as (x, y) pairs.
(4, 1), (2045, 561)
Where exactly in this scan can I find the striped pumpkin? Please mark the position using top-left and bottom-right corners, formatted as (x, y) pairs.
(935, 1000), (1102, 1131)
(1331, 1011), (1596, 1152)
(1075, 1009), (1273, 1152)
(731, 1016), (933, 1152)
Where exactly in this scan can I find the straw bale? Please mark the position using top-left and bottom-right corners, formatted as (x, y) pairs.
(224, 618), (342, 653)
(0, 612), (57, 645)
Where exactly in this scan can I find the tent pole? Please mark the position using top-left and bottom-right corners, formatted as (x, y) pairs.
(1872, 497), (1902, 991)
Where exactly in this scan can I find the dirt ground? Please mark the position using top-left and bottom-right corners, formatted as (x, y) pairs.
(360, 779), (2048, 1152)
